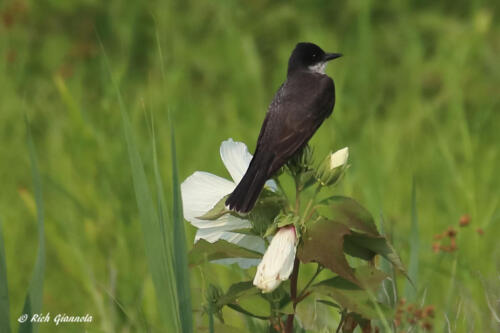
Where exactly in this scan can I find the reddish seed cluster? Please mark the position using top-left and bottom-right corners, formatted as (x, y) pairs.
(394, 299), (434, 331)
(432, 226), (458, 253)
(432, 214), (483, 253)
(459, 214), (470, 227)
(1, 0), (27, 29)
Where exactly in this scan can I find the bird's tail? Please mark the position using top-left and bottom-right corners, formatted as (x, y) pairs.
(225, 152), (273, 213)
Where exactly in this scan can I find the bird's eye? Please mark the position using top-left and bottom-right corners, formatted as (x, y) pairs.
(312, 54), (317, 58)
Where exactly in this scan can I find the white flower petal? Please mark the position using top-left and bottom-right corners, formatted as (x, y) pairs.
(253, 227), (297, 293)
(330, 147), (349, 169)
(265, 179), (278, 192)
(219, 139), (253, 184)
(181, 171), (236, 227)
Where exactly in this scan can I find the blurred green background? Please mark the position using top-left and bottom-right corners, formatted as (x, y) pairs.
(1, 0), (499, 331)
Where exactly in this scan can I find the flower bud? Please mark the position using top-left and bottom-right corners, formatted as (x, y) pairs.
(253, 226), (297, 293)
(315, 147), (349, 186)
(286, 145), (314, 177)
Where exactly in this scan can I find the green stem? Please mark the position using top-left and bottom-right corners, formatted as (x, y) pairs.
(301, 185), (322, 223)
(336, 310), (347, 333)
(297, 265), (323, 303)
(294, 176), (301, 214)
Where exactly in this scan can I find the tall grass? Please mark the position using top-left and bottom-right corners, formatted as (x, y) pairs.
(0, 218), (11, 333)
(18, 121), (46, 333)
(103, 42), (193, 331)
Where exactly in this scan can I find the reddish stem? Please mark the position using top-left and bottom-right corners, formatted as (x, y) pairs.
(285, 258), (300, 333)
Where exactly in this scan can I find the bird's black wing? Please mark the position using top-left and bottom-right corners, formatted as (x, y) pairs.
(258, 72), (335, 176)
(225, 73), (334, 212)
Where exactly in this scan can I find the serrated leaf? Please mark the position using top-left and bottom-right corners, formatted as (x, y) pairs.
(189, 240), (262, 266)
(298, 219), (358, 285)
(311, 266), (391, 320)
(197, 195), (231, 220)
(317, 196), (379, 236)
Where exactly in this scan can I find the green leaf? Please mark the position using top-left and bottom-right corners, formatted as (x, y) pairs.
(311, 266), (391, 320)
(295, 294), (339, 331)
(170, 120), (193, 333)
(345, 232), (406, 275)
(103, 38), (183, 331)
(217, 281), (259, 307)
(0, 218), (11, 333)
(405, 178), (419, 300)
(19, 120), (46, 333)
(189, 240), (262, 266)
(317, 196), (379, 236)
(248, 190), (283, 236)
(233, 295), (271, 319)
(197, 195), (231, 220)
(343, 236), (376, 261)
(298, 219), (358, 285)
(206, 284), (224, 324)
(316, 299), (341, 309)
(274, 212), (300, 229)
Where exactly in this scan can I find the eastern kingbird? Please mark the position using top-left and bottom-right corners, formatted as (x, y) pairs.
(226, 42), (341, 213)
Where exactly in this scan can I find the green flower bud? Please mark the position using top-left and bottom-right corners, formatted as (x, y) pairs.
(315, 147), (349, 186)
(286, 145), (314, 177)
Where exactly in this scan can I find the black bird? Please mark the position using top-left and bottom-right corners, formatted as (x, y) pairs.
(226, 42), (341, 213)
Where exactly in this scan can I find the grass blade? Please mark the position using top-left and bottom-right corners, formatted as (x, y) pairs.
(0, 217), (11, 333)
(19, 120), (46, 333)
(170, 118), (193, 333)
(98, 38), (182, 331)
(405, 177), (419, 301)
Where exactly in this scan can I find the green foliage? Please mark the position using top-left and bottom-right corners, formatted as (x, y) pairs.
(311, 266), (390, 319)
(298, 220), (357, 284)
(0, 218), (11, 333)
(198, 195), (231, 221)
(189, 240), (262, 266)
(18, 122), (46, 333)
(112, 52), (191, 331)
(317, 196), (379, 236)
(170, 123), (193, 333)
(405, 178), (420, 300)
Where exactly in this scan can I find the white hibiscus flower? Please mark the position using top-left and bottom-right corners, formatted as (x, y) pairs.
(181, 139), (277, 268)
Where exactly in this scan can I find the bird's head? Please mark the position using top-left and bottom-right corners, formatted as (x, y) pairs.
(287, 42), (342, 75)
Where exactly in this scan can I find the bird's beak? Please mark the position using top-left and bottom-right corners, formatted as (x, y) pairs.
(324, 53), (342, 61)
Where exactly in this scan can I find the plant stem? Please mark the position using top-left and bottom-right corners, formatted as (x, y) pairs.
(285, 258), (300, 333)
(296, 265), (322, 302)
(294, 177), (300, 213)
(336, 310), (347, 333)
(301, 185), (322, 223)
